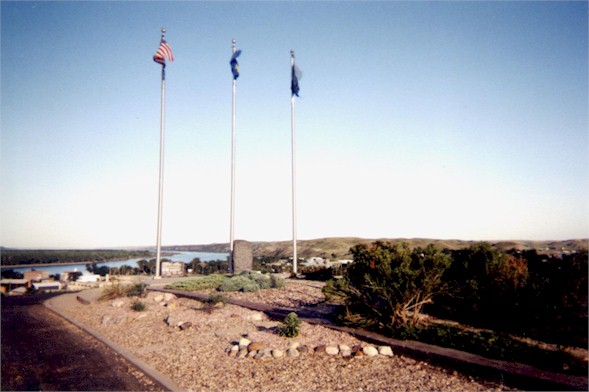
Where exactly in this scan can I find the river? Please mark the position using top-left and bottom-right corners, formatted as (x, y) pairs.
(5, 251), (229, 276)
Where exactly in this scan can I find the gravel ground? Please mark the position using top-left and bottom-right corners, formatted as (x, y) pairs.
(58, 280), (510, 392)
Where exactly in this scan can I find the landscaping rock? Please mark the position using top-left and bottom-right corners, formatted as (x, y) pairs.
(363, 346), (379, 357)
(326, 345), (340, 356)
(286, 348), (300, 358)
(163, 293), (176, 301)
(247, 342), (264, 352)
(272, 349), (284, 358)
(379, 346), (394, 357)
(179, 321), (192, 330)
(111, 300), (125, 308)
(153, 294), (164, 302)
(238, 338), (251, 347)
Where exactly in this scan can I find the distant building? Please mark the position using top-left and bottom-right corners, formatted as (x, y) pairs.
(32, 281), (63, 292)
(161, 261), (186, 277)
(0, 278), (29, 296)
(24, 270), (50, 282)
(77, 274), (101, 283)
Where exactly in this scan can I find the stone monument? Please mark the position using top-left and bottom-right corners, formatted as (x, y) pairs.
(232, 240), (253, 274)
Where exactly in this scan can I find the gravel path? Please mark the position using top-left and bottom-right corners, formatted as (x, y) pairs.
(57, 280), (509, 392)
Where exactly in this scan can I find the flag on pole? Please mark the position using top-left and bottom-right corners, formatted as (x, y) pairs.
(153, 38), (174, 67)
(230, 49), (242, 79)
(291, 63), (302, 97)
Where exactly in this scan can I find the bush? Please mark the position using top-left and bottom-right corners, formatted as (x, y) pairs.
(127, 283), (148, 297)
(327, 241), (451, 329)
(165, 275), (226, 291)
(130, 299), (146, 312)
(218, 275), (260, 292)
(277, 312), (301, 338)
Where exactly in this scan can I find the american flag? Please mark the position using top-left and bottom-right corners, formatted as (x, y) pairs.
(153, 38), (174, 67)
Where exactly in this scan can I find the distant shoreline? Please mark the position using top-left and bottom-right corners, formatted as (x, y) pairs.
(0, 253), (179, 270)
(0, 260), (95, 269)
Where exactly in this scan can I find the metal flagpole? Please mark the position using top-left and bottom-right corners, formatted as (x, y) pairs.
(155, 28), (167, 279)
(229, 39), (237, 274)
(290, 50), (298, 275)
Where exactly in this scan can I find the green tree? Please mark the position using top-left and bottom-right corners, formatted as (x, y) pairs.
(325, 241), (451, 329)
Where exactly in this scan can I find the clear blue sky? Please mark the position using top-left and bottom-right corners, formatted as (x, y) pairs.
(1, 1), (587, 249)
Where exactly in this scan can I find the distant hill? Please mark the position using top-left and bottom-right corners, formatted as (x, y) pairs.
(164, 237), (588, 259)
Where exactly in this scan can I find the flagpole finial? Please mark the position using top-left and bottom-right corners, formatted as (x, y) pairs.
(232, 39), (236, 53)
(291, 50), (295, 58)
(161, 27), (166, 37)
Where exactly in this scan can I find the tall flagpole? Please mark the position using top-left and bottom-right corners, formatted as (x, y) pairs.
(229, 39), (237, 273)
(290, 50), (298, 275)
(155, 27), (167, 279)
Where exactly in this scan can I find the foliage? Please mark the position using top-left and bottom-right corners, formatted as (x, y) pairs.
(218, 275), (260, 292)
(164, 275), (227, 291)
(277, 312), (301, 338)
(99, 284), (129, 301)
(390, 322), (586, 376)
(130, 299), (146, 312)
(188, 258), (229, 275)
(326, 241), (451, 329)
(204, 293), (226, 306)
(1, 269), (24, 279)
(127, 283), (148, 297)
(216, 272), (285, 292)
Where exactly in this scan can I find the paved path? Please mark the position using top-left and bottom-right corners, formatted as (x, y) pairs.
(1, 295), (163, 392)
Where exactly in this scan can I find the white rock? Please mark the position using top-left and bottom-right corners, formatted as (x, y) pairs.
(338, 344), (351, 352)
(289, 341), (300, 350)
(154, 294), (164, 302)
(111, 300), (125, 308)
(238, 348), (248, 358)
(238, 338), (251, 347)
(363, 346), (379, 357)
(326, 345), (340, 355)
(163, 293), (176, 301)
(340, 348), (352, 357)
(247, 312), (264, 321)
(378, 346), (394, 357)
(272, 349), (284, 358)
(287, 348), (300, 357)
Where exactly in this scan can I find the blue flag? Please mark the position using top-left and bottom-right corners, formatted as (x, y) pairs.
(291, 63), (302, 97)
(230, 50), (241, 79)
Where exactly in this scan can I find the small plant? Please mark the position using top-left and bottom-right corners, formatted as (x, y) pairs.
(99, 284), (128, 301)
(205, 293), (226, 306)
(127, 282), (148, 297)
(277, 312), (301, 338)
(130, 299), (146, 312)
(270, 274), (285, 288)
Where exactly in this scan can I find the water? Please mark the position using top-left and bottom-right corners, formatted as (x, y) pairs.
(5, 251), (229, 276)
